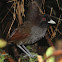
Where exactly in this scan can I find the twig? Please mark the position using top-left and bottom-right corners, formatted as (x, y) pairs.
(50, 7), (53, 16)
(56, 0), (62, 10)
(16, 1), (23, 25)
(45, 33), (54, 46)
(6, 0), (16, 39)
(51, 16), (62, 21)
(48, 29), (51, 36)
(1, 3), (14, 23)
(53, 26), (62, 35)
(43, 0), (45, 14)
(50, 26), (54, 34)
(50, 15), (61, 40)
(57, 29), (62, 35)
(21, 0), (25, 17)
(7, 8), (18, 22)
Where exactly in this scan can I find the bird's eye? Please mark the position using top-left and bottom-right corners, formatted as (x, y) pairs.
(42, 18), (46, 21)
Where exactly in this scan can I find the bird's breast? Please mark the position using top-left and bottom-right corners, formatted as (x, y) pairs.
(17, 26), (47, 45)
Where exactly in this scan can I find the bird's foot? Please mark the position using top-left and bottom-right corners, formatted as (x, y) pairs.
(17, 45), (36, 58)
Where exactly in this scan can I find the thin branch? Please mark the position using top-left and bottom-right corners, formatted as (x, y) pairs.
(1, 3), (14, 23)
(16, 1), (23, 25)
(45, 33), (54, 46)
(50, 7), (53, 16)
(6, 0), (16, 39)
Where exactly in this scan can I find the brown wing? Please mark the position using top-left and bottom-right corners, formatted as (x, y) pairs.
(9, 29), (30, 41)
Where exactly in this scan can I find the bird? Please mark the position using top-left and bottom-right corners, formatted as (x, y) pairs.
(8, 1), (56, 57)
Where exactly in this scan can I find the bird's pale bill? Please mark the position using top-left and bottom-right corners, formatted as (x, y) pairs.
(48, 19), (56, 24)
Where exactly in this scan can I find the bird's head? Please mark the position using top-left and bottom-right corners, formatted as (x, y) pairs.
(40, 14), (56, 24)
(36, 14), (56, 28)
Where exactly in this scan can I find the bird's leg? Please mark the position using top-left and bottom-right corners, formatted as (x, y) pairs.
(17, 45), (31, 57)
(22, 45), (34, 57)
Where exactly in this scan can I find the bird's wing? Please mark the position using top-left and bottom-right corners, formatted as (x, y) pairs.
(9, 29), (30, 41)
